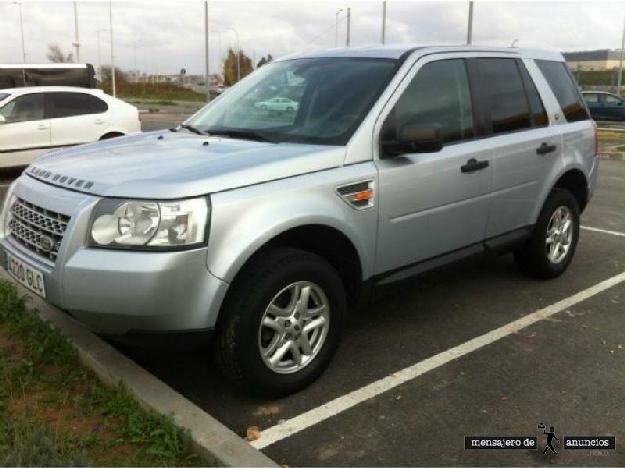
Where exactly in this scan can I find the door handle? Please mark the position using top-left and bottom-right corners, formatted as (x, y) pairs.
(37, 124), (48, 131)
(95, 119), (104, 125)
(536, 142), (557, 155)
(460, 158), (490, 173)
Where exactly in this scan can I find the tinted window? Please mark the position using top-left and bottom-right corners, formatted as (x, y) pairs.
(604, 94), (624, 105)
(0, 93), (44, 122)
(476, 58), (531, 134)
(536, 60), (589, 122)
(517, 62), (548, 127)
(388, 59), (474, 144)
(582, 93), (600, 104)
(48, 92), (108, 118)
(0, 93), (9, 102)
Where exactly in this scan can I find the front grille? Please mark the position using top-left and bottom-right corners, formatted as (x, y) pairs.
(8, 197), (71, 262)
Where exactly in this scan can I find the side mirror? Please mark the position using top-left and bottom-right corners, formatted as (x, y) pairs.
(382, 124), (443, 157)
(0, 115), (5, 124)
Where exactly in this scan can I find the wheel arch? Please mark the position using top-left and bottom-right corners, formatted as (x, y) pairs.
(552, 168), (589, 213)
(219, 222), (366, 308)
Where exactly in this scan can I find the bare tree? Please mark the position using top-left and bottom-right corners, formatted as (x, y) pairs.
(46, 44), (73, 63)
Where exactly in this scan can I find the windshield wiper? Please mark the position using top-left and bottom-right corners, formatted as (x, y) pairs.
(178, 124), (206, 135)
(206, 128), (276, 143)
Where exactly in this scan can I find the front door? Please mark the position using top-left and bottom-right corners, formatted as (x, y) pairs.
(0, 93), (50, 167)
(375, 57), (493, 275)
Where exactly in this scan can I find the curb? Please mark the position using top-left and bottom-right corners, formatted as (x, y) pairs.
(599, 153), (625, 161)
(0, 271), (277, 467)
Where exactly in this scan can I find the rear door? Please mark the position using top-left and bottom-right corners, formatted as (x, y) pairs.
(472, 57), (563, 238)
(582, 92), (602, 120)
(375, 56), (494, 275)
(47, 92), (109, 147)
(600, 93), (625, 121)
(0, 92), (51, 166)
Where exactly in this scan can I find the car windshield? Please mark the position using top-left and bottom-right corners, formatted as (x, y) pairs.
(186, 57), (397, 145)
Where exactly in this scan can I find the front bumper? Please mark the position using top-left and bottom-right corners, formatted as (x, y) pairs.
(0, 176), (229, 336)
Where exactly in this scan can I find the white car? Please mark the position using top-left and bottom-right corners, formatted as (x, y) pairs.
(0, 86), (140, 168)
(254, 96), (298, 112)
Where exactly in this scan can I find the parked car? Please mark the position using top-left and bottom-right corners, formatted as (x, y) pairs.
(0, 86), (140, 167)
(254, 96), (298, 112)
(582, 90), (625, 121)
(0, 46), (597, 396)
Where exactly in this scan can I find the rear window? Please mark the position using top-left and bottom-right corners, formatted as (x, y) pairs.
(48, 92), (108, 118)
(0, 93), (9, 102)
(476, 58), (531, 134)
(536, 60), (589, 122)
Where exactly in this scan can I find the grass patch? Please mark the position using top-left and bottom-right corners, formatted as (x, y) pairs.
(0, 280), (207, 466)
(100, 81), (205, 102)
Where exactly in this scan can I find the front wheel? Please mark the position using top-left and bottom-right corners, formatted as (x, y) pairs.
(216, 247), (346, 397)
(514, 188), (580, 279)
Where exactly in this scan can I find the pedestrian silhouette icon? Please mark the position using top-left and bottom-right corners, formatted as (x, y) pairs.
(538, 423), (559, 454)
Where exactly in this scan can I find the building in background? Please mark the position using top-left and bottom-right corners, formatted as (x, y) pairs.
(563, 49), (625, 71)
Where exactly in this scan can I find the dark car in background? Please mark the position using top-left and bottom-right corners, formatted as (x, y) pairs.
(582, 91), (625, 121)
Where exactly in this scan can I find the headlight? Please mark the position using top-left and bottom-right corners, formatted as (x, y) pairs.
(89, 197), (210, 249)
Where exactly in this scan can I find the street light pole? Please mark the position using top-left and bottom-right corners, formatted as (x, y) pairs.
(335, 9), (343, 47)
(346, 7), (351, 47)
(204, 1), (210, 101)
(466, 0), (474, 45)
(109, 0), (116, 96)
(381, 1), (386, 44)
(618, 12), (625, 96)
(73, 1), (80, 62)
(13, 1), (26, 63)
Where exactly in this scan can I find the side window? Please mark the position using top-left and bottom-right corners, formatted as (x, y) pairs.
(48, 92), (108, 118)
(604, 94), (624, 106)
(0, 93), (44, 123)
(582, 93), (600, 105)
(517, 61), (548, 127)
(476, 58), (531, 134)
(388, 59), (474, 145)
(535, 60), (589, 122)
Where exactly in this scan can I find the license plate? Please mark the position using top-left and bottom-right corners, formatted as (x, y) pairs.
(6, 253), (46, 298)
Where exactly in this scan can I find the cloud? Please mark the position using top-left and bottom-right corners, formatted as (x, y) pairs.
(0, 0), (623, 75)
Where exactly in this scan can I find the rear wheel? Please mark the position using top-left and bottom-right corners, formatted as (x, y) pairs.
(514, 188), (580, 279)
(216, 247), (346, 397)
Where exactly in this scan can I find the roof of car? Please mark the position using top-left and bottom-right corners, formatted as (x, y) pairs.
(279, 45), (564, 62)
(0, 86), (105, 96)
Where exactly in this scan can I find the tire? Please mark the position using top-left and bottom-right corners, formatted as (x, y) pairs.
(514, 188), (580, 279)
(216, 247), (346, 397)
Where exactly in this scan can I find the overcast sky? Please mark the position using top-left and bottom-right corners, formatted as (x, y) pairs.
(1, 0), (624, 75)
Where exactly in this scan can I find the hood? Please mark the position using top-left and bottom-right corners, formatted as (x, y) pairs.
(27, 131), (344, 198)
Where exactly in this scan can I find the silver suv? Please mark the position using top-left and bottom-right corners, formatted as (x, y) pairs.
(0, 46), (598, 396)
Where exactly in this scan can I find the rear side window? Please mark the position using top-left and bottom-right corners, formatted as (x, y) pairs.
(476, 58), (531, 134)
(47, 92), (108, 118)
(517, 62), (548, 127)
(536, 60), (589, 122)
(388, 59), (474, 144)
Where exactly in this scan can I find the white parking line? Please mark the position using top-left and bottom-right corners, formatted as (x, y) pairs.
(581, 225), (625, 238)
(252, 271), (625, 450)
